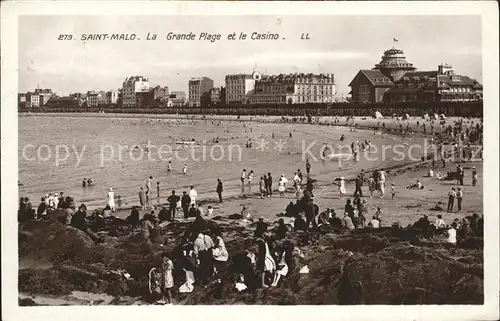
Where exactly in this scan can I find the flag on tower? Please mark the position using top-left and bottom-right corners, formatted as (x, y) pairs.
(393, 38), (399, 42)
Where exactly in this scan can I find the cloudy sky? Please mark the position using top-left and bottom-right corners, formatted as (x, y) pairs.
(19, 15), (482, 96)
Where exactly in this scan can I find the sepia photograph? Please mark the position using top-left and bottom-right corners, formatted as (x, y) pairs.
(1, 1), (499, 321)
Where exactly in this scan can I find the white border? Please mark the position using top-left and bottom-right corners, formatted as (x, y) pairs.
(1, 1), (498, 321)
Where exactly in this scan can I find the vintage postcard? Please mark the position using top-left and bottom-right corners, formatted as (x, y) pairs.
(1, 1), (499, 321)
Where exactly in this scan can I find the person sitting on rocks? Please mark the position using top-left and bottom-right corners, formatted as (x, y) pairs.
(254, 217), (268, 238)
(293, 213), (308, 232)
(458, 220), (473, 243)
(434, 214), (446, 231)
(446, 223), (457, 245)
(158, 207), (170, 223)
(412, 214), (431, 233)
(285, 202), (296, 217)
(255, 238), (276, 288)
(329, 211), (342, 232)
(368, 215), (380, 228)
(63, 198), (76, 225)
(271, 241), (294, 287)
(141, 214), (155, 244)
(127, 207), (141, 228)
(37, 197), (48, 220)
(343, 212), (355, 230)
(188, 204), (201, 218)
(275, 218), (287, 240)
(317, 209), (330, 226)
(71, 204), (102, 243)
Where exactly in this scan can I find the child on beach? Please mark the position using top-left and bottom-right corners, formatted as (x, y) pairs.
(161, 254), (174, 305)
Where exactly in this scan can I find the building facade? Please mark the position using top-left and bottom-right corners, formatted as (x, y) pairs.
(209, 87), (225, 105)
(249, 73), (335, 104)
(188, 77), (214, 107)
(225, 73), (260, 104)
(86, 91), (99, 107)
(167, 91), (187, 107)
(383, 64), (483, 103)
(135, 85), (169, 107)
(122, 76), (150, 107)
(348, 70), (394, 103)
(106, 90), (119, 105)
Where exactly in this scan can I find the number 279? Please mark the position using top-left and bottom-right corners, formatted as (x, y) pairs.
(58, 34), (73, 40)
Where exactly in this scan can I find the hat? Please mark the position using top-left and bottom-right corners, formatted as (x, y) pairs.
(109, 188), (113, 191)
(54, 193), (59, 196)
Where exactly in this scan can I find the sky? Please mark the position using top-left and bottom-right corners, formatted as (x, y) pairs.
(18, 15), (482, 97)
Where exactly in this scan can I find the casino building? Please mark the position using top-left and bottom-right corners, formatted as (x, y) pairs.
(349, 47), (482, 104)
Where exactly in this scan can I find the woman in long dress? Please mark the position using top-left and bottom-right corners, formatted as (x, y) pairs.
(278, 175), (288, 198)
(338, 178), (347, 198)
(107, 188), (115, 212)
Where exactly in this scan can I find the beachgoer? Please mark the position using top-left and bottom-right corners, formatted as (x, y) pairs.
(167, 190), (180, 220)
(343, 212), (355, 230)
(107, 188), (115, 212)
(447, 188), (456, 212)
(157, 182), (160, 203)
(259, 176), (266, 199)
(193, 232), (215, 286)
(447, 223), (457, 245)
(216, 178), (223, 203)
(207, 205), (214, 217)
(254, 217), (268, 238)
(305, 159), (311, 175)
(391, 183), (395, 199)
(472, 166), (478, 186)
(354, 175), (363, 197)
(435, 214), (446, 229)
(160, 254), (174, 304)
(278, 174), (288, 197)
(241, 169), (247, 194)
(167, 160), (172, 172)
(139, 187), (146, 210)
(266, 173), (273, 197)
(183, 164), (187, 175)
(457, 188), (463, 211)
(189, 186), (197, 207)
(247, 170), (254, 192)
(338, 177), (347, 198)
(181, 191), (191, 219)
(368, 215), (380, 228)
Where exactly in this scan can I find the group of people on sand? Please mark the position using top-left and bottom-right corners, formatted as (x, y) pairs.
(18, 192), (71, 222)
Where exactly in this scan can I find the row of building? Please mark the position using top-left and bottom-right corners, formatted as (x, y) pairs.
(18, 46), (482, 110)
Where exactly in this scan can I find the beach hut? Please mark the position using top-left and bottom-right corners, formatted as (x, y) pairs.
(374, 111), (383, 119)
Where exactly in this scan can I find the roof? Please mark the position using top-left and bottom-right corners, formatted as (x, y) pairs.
(437, 74), (482, 88)
(385, 82), (436, 94)
(401, 71), (438, 78)
(348, 70), (394, 87)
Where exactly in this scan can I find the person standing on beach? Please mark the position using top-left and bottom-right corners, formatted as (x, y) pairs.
(338, 177), (347, 198)
(183, 164), (188, 175)
(378, 171), (386, 198)
(305, 159), (311, 176)
(167, 160), (172, 172)
(216, 178), (223, 203)
(278, 174), (288, 198)
(139, 186), (146, 210)
(189, 186), (197, 207)
(391, 183), (396, 200)
(107, 188), (115, 212)
(472, 166), (478, 186)
(167, 190), (180, 220)
(146, 176), (153, 195)
(247, 170), (254, 192)
(240, 169), (247, 194)
(457, 188), (463, 211)
(157, 182), (161, 203)
(181, 191), (191, 219)
(447, 188), (456, 212)
(259, 176), (266, 199)
(354, 175), (363, 197)
(266, 173), (273, 198)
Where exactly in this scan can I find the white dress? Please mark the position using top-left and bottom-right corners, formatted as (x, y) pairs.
(107, 191), (115, 210)
(278, 178), (288, 192)
(189, 189), (197, 206)
(338, 180), (347, 194)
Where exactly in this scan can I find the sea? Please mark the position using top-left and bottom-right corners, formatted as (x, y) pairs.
(18, 115), (426, 214)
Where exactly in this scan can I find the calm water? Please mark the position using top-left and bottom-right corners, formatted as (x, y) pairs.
(19, 115), (425, 212)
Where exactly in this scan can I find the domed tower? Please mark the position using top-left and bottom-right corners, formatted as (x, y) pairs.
(374, 47), (416, 82)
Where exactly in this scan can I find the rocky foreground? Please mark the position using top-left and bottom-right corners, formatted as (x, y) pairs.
(18, 212), (483, 306)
